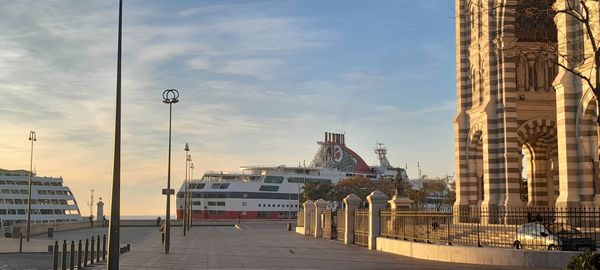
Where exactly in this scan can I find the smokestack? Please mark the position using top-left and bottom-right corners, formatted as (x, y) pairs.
(324, 132), (327, 142)
(336, 134), (340, 144)
(341, 134), (345, 145)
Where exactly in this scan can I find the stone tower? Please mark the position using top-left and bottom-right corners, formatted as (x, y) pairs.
(453, 0), (600, 212)
(455, 0), (600, 213)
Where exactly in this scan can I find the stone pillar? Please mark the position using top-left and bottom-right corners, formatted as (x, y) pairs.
(314, 199), (326, 238)
(387, 194), (413, 240)
(96, 198), (104, 222)
(303, 200), (314, 236)
(554, 0), (584, 208)
(367, 190), (389, 250)
(343, 194), (361, 245)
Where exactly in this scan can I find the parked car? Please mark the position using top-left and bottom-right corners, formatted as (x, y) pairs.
(513, 222), (596, 251)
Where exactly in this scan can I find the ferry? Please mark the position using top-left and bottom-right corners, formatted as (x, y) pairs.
(176, 132), (407, 220)
(0, 169), (82, 229)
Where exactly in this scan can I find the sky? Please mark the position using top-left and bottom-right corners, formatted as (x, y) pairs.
(0, 0), (457, 216)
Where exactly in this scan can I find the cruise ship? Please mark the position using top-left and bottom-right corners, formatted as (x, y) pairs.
(176, 132), (408, 220)
(0, 169), (82, 226)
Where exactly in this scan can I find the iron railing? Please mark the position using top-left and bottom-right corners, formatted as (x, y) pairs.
(337, 210), (346, 242)
(354, 210), (369, 247)
(297, 210), (304, 228)
(380, 207), (600, 251)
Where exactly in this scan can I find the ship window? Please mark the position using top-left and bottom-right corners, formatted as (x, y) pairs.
(7, 209), (16, 215)
(208, 201), (216, 206)
(23, 199), (28, 204)
(277, 204), (280, 207)
(5, 181), (15, 185)
(33, 181), (42, 186)
(38, 190), (47, 195)
(20, 189), (27, 194)
(53, 209), (63, 214)
(268, 204), (271, 207)
(50, 199), (59, 204)
(264, 176), (284, 184)
(193, 201), (201, 206)
(177, 192), (184, 198)
(258, 204), (261, 207)
(1, 189), (9, 194)
(32, 209), (40, 214)
(242, 193), (248, 198)
(10, 189), (19, 194)
(17, 181), (27, 185)
(217, 202), (225, 206)
(40, 209), (53, 215)
(0, 209), (6, 215)
(14, 199), (23, 204)
(242, 202), (247, 206)
(5, 199), (14, 204)
(43, 182), (51, 186)
(59, 200), (67, 205)
(17, 209), (25, 215)
(48, 190), (56, 195)
(211, 183), (230, 189)
(259, 185), (279, 192)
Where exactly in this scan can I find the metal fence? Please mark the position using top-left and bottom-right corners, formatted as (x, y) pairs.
(380, 207), (600, 251)
(337, 210), (346, 242)
(354, 210), (369, 247)
(297, 210), (304, 228)
(322, 211), (334, 239)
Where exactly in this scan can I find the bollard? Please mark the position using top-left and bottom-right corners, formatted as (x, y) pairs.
(90, 236), (95, 264)
(19, 233), (23, 253)
(70, 241), (75, 270)
(102, 234), (106, 260)
(96, 235), (100, 262)
(61, 240), (67, 270)
(52, 241), (59, 270)
(77, 240), (82, 269)
(84, 239), (88, 267)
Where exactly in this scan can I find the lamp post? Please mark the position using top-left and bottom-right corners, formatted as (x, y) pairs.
(189, 162), (194, 230)
(186, 154), (192, 231)
(25, 131), (37, 242)
(107, 0), (123, 268)
(183, 143), (189, 236)
(162, 89), (179, 254)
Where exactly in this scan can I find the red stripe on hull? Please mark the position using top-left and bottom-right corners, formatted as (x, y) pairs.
(176, 210), (296, 220)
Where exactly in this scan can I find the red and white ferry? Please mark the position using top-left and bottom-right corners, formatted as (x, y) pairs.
(176, 132), (407, 220)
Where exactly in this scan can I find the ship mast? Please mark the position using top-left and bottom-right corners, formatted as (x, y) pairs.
(374, 142), (391, 168)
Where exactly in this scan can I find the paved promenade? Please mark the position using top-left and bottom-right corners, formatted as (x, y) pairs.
(0, 222), (559, 269)
(99, 222), (555, 270)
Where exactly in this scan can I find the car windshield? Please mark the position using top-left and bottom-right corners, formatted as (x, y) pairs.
(546, 224), (581, 235)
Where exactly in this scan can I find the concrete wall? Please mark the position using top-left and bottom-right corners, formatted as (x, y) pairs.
(377, 237), (577, 268)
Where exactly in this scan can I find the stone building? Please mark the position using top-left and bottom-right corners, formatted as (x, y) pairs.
(454, 0), (600, 211)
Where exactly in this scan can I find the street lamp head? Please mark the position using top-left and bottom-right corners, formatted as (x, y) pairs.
(187, 154), (192, 162)
(190, 163), (194, 169)
(162, 89), (180, 104)
(28, 131), (37, 141)
(184, 143), (189, 152)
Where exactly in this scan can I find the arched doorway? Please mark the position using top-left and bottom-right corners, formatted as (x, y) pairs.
(517, 118), (558, 207)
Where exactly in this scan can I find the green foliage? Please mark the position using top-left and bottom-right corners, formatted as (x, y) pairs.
(567, 252), (600, 270)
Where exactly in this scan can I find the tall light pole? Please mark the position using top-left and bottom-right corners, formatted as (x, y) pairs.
(107, 0), (123, 268)
(183, 143), (189, 236)
(186, 154), (192, 231)
(163, 89), (179, 254)
(25, 131), (37, 242)
(189, 162), (194, 231)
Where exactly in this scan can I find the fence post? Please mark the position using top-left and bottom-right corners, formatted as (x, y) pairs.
(61, 240), (67, 270)
(77, 240), (82, 269)
(367, 190), (389, 250)
(343, 194), (361, 245)
(70, 241), (75, 270)
(103, 234), (107, 260)
(96, 235), (100, 262)
(90, 236), (95, 264)
(84, 239), (88, 267)
(52, 241), (59, 270)
(19, 233), (23, 253)
(302, 200), (314, 236)
(314, 199), (327, 238)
